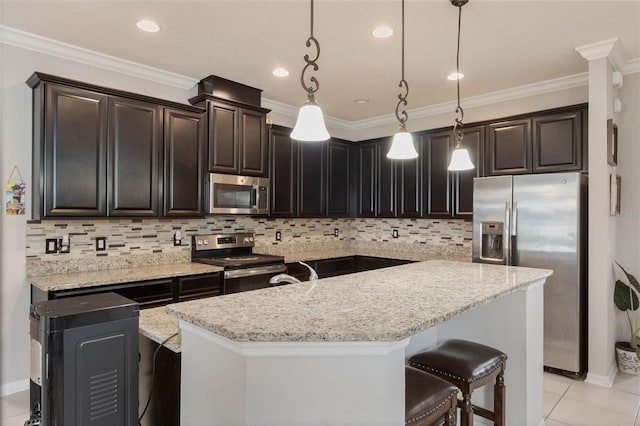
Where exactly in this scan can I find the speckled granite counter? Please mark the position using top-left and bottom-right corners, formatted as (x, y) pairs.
(30, 262), (223, 292)
(139, 306), (182, 353)
(167, 259), (551, 342)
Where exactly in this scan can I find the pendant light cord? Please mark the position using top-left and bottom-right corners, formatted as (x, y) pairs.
(395, 0), (409, 125)
(454, 3), (464, 144)
(300, 0), (320, 95)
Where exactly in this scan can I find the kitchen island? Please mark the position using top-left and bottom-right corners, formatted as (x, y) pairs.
(167, 259), (552, 426)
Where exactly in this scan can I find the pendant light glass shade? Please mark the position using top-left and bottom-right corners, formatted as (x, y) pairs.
(448, 146), (474, 170)
(291, 94), (330, 141)
(387, 123), (418, 159)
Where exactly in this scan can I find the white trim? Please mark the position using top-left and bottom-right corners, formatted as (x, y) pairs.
(262, 96), (353, 131)
(575, 38), (620, 61)
(180, 320), (410, 357)
(585, 363), (617, 388)
(1, 379), (29, 397)
(0, 25), (199, 90)
(624, 58), (640, 75)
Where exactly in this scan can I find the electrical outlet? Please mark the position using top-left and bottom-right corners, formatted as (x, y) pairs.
(96, 237), (107, 251)
(45, 238), (58, 254)
(174, 230), (182, 246)
(392, 229), (399, 238)
(334, 228), (339, 237)
(275, 231), (282, 241)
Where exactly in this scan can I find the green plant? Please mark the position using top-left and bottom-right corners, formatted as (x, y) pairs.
(614, 261), (640, 358)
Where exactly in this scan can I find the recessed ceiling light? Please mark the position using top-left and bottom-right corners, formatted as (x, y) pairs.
(136, 20), (160, 33)
(272, 67), (289, 77)
(354, 99), (370, 104)
(447, 72), (464, 81)
(372, 26), (393, 39)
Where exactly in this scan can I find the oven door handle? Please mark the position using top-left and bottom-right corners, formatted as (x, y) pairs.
(223, 264), (287, 279)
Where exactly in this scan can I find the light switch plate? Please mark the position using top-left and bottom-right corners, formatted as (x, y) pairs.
(45, 238), (58, 254)
(96, 237), (106, 251)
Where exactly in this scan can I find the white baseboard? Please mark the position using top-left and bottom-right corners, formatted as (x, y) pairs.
(585, 363), (617, 388)
(1, 379), (29, 396)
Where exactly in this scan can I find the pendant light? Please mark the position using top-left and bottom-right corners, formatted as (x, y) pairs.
(447, 0), (475, 171)
(291, 0), (330, 142)
(387, 0), (418, 160)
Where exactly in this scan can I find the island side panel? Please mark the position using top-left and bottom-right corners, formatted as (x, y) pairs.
(179, 321), (408, 425)
(435, 279), (545, 426)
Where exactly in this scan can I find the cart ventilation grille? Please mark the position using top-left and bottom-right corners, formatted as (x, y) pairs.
(89, 369), (119, 420)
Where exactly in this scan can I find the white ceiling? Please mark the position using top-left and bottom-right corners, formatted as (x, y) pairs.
(2, 0), (639, 122)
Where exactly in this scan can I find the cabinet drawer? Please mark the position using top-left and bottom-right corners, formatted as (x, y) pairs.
(178, 273), (221, 301)
(52, 278), (175, 309)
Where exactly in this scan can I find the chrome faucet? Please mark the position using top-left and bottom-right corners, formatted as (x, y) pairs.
(269, 261), (318, 285)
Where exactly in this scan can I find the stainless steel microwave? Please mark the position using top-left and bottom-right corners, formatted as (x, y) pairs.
(207, 173), (270, 215)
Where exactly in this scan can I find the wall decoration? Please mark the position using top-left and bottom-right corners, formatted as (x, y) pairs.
(5, 166), (26, 215)
(610, 173), (621, 216)
(607, 118), (618, 166)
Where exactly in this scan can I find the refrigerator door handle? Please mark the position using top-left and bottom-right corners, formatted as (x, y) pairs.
(512, 201), (518, 237)
(505, 200), (511, 265)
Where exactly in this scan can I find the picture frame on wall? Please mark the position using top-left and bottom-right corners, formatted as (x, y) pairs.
(607, 119), (618, 166)
(610, 173), (621, 216)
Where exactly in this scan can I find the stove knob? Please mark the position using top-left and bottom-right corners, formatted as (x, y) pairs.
(249, 236), (254, 242)
(203, 240), (208, 245)
(244, 237), (250, 243)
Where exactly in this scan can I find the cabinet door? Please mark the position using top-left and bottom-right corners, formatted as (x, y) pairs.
(487, 118), (532, 175)
(164, 108), (206, 217)
(423, 130), (452, 217)
(454, 126), (484, 217)
(357, 143), (377, 217)
(178, 273), (222, 301)
(239, 108), (268, 176)
(376, 140), (396, 217)
(298, 142), (326, 217)
(43, 83), (108, 217)
(397, 144), (421, 218)
(532, 110), (582, 173)
(207, 101), (238, 173)
(108, 97), (161, 216)
(269, 127), (298, 217)
(327, 140), (351, 217)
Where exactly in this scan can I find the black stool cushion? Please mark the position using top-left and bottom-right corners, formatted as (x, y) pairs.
(405, 366), (457, 425)
(408, 339), (507, 384)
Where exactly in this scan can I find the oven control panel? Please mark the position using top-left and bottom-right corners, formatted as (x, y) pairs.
(193, 233), (255, 251)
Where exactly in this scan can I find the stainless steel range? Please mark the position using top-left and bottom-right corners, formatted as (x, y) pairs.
(191, 232), (286, 294)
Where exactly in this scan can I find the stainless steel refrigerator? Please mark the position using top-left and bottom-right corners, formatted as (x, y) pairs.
(472, 172), (587, 377)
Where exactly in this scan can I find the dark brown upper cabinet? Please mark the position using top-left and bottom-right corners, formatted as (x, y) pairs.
(269, 125), (298, 217)
(28, 72), (206, 219)
(422, 130), (452, 217)
(37, 82), (108, 218)
(453, 126), (484, 217)
(108, 97), (161, 217)
(327, 140), (351, 217)
(397, 146), (421, 218)
(487, 118), (532, 175)
(376, 140), (397, 217)
(298, 141), (327, 217)
(356, 142), (377, 217)
(532, 110), (583, 173)
(163, 108), (206, 217)
(204, 99), (269, 177)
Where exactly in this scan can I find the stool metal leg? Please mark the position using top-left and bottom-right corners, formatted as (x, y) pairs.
(494, 366), (506, 426)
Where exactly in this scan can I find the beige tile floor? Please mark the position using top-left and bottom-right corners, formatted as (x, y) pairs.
(2, 372), (640, 425)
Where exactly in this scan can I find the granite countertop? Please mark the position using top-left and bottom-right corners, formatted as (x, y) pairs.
(166, 260), (552, 343)
(30, 262), (223, 292)
(139, 306), (182, 353)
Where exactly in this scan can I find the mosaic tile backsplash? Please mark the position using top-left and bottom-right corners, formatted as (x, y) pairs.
(26, 216), (471, 275)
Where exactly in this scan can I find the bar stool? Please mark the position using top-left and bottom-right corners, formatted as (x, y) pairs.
(408, 340), (507, 426)
(405, 366), (457, 426)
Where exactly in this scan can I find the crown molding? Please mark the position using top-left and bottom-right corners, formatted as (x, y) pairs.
(261, 97), (353, 131)
(348, 72), (589, 131)
(624, 58), (640, 75)
(575, 37), (628, 72)
(0, 25), (199, 90)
